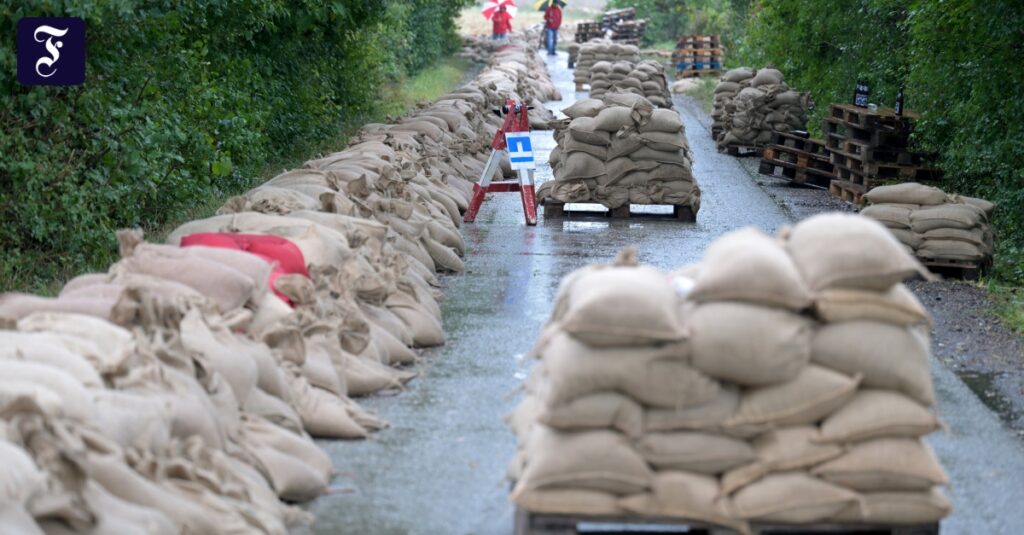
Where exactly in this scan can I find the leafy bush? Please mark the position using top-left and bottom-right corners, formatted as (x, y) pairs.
(0, 0), (470, 290)
(735, 0), (1024, 285)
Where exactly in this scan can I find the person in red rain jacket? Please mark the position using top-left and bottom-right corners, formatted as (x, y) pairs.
(543, 3), (562, 55)
(492, 6), (512, 40)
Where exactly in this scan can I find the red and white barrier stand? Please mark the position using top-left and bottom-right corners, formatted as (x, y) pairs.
(463, 99), (538, 226)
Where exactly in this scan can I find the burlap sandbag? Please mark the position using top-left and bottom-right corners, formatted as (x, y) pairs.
(0, 361), (96, 422)
(811, 438), (948, 491)
(688, 302), (811, 387)
(538, 332), (718, 409)
(643, 386), (739, 433)
(811, 321), (934, 405)
(593, 106), (636, 132)
(786, 213), (928, 291)
(910, 204), (985, 233)
(619, 472), (749, 533)
(918, 238), (986, 261)
(690, 228), (811, 310)
(513, 426), (652, 495)
(639, 131), (687, 151)
(568, 117), (612, 146)
(0, 440), (46, 506)
(812, 284), (930, 326)
(723, 68), (755, 83)
(834, 489), (952, 524)
(562, 99), (606, 119)
(0, 333), (103, 387)
(537, 391), (644, 438)
(559, 266), (686, 347)
(638, 108), (683, 133)
(731, 472), (862, 523)
(817, 389), (940, 443)
(861, 204), (913, 229)
(721, 426), (843, 495)
(724, 365), (860, 433)
(636, 432), (754, 474)
(560, 152), (607, 180)
(889, 228), (923, 250)
(514, 488), (626, 516)
(951, 194), (996, 218)
(563, 136), (609, 159)
(922, 227), (988, 249)
(863, 183), (948, 206)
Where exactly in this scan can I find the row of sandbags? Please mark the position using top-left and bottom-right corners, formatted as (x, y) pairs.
(508, 213), (952, 532)
(587, 60), (673, 109)
(573, 40), (641, 87)
(0, 33), (556, 534)
(542, 92), (700, 212)
(861, 182), (996, 263)
(713, 67), (811, 148)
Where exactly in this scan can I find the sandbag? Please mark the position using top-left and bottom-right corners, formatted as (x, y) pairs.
(817, 389), (940, 443)
(864, 183), (948, 206)
(786, 213), (928, 291)
(536, 391), (644, 438)
(910, 204), (985, 233)
(731, 472), (862, 523)
(811, 321), (934, 404)
(834, 489), (952, 524)
(559, 266), (686, 347)
(538, 332), (718, 409)
(513, 426), (652, 495)
(812, 438), (948, 491)
(635, 432), (754, 474)
(619, 472), (748, 532)
(562, 99), (605, 119)
(721, 426), (843, 495)
(514, 488), (625, 516)
(724, 365), (860, 432)
(688, 302), (811, 387)
(643, 386), (739, 433)
(812, 284), (930, 326)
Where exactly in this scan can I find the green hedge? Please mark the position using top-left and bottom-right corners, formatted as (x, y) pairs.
(734, 0), (1024, 284)
(0, 0), (469, 290)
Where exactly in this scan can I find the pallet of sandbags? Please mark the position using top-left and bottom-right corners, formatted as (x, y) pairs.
(573, 40), (642, 92)
(541, 93), (701, 216)
(587, 59), (674, 109)
(713, 67), (811, 152)
(861, 182), (996, 280)
(507, 214), (952, 534)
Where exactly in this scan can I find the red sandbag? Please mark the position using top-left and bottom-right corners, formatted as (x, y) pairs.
(180, 233), (309, 304)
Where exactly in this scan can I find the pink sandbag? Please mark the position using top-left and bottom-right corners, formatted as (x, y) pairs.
(181, 233), (309, 304)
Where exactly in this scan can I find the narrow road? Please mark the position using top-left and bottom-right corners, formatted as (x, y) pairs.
(301, 52), (1024, 534)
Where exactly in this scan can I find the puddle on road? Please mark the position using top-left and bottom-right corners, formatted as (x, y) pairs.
(957, 370), (1022, 431)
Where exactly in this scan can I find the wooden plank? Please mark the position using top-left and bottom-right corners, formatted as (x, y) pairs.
(516, 509), (940, 535)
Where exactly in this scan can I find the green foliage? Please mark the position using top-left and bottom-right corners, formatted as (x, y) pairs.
(734, 0), (1024, 285)
(0, 0), (471, 291)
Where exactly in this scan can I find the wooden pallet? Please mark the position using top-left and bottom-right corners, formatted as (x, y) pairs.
(830, 179), (867, 205)
(823, 118), (910, 148)
(763, 144), (833, 173)
(719, 143), (763, 157)
(515, 509), (939, 535)
(542, 202), (696, 221)
(840, 138), (931, 165)
(831, 151), (943, 182)
(758, 159), (834, 188)
(919, 256), (991, 281)
(830, 103), (919, 130)
(767, 131), (829, 156)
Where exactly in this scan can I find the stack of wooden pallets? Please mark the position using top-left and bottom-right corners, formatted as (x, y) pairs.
(824, 103), (942, 205)
(573, 22), (604, 43)
(758, 131), (835, 188)
(673, 34), (723, 78)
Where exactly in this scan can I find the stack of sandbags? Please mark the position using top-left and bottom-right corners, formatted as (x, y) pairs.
(508, 214), (952, 530)
(0, 31), (560, 534)
(568, 42), (581, 67)
(587, 60), (673, 109)
(862, 182), (996, 264)
(573, 40), (641, 89)
(541, 93), (699, 213)
(712, 67), (810, 148)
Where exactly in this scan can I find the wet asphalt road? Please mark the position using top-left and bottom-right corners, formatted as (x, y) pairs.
(301, 51), (1024, 534)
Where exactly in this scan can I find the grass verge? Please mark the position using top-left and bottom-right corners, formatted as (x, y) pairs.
(989, 283), (1024, 334)
(675, 76), (717, 112)
(7, 56), (473, 296)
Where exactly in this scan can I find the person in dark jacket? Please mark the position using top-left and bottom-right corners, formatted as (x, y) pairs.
(543, 3), (562, 55)
(492, 6), (513, 40)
